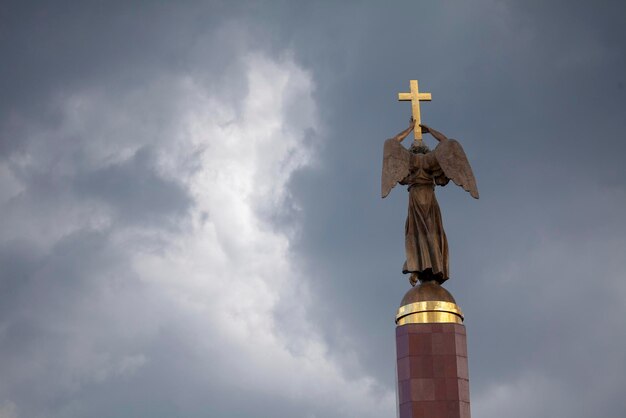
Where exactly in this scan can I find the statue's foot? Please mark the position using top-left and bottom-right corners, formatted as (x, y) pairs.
(409, 273), (418, 287)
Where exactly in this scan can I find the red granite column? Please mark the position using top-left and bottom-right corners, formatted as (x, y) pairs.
(395, 282), (470, 418)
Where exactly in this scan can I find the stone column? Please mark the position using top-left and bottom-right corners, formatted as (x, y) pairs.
(395, 282), (470, 418)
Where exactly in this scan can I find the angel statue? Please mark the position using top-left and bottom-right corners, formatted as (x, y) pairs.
(382, 119), (479, 287)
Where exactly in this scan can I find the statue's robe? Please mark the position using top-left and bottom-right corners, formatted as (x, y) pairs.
(400, 151), (450, 283)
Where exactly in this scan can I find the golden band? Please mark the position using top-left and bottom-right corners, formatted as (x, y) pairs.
(396, 300), (464, 325)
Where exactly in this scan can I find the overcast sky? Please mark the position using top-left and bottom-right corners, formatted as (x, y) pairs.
(1, 1), (625, 417)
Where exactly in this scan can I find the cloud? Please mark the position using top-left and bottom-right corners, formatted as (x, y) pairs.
(0, 31), (394, 416)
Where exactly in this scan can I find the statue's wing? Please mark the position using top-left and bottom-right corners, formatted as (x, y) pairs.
(381, 138), (411, 198)
(434, 139), (479, 199)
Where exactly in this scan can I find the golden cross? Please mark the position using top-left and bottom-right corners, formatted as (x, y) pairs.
(398, 79), (432, 141)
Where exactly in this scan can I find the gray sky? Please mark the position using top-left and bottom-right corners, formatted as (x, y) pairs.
(1, 1), (625, 417)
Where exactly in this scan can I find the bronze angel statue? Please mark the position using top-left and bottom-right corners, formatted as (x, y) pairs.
(382, 119), (478, 287)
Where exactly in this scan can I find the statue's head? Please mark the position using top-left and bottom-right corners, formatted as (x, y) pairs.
(409, 141), (430, 154)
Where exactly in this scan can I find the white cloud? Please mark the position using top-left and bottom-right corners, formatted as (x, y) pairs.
(129, 51), (395, 416)
(0, 49), (394, 417)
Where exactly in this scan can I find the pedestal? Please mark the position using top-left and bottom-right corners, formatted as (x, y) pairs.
(395, 282), (470, 418)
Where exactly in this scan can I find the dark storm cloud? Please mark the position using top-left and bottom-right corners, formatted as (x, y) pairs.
(1, 1), (625, 417)
(266, 0), (626, 415)
(0, 240), (43, 316)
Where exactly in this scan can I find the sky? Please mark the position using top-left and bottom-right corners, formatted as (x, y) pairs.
(1, 1), (625, 417)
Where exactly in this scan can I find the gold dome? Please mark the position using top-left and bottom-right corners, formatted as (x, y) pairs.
(400, 281), (457, 305)
(396, 281), (464, 325)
